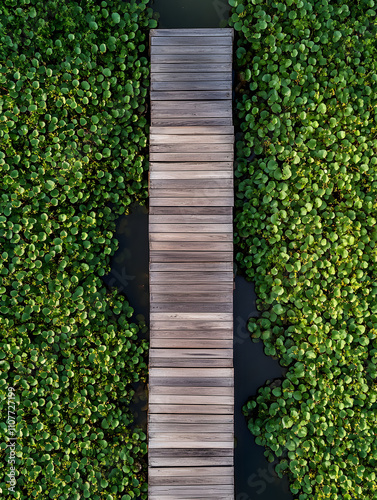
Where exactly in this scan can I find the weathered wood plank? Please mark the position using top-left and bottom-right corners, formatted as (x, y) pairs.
(150, 134), (234, 144)
(150, 367), (233, 378)
(150, 386), (234, 396)
(149, 250), (233, 262)
(148, 404), (234, 414)
(149, 262), (233, 272)
(149, 231), (233, 241)
(150, 152), (234, 162)
(151, 118), (233, 127)
(149, 329), (233, 339)
(149, 213), (233, 223)
(150, 348), (233, 359)
(152, 99), (232, 112)
(149, 223), (233, 232)
(150, 283), (234, 293)
(151, 63), (232, 73)
(150, 291), (232, 302)
(149, 474), (234, 486)
(151, 54), (232, 64)
(150, 262), (233, 272)
(149, 197), (234, 207)
(151, 80), (232, 91)
(149, 206), (233, 215)
(149, 188), (233, 198)
(149, 271), (233, 284)
(150, 338), (233, 349)
(151, 90), (231, 100)
(150, 127), (234, 136)
(149, 456), (233, 468)
(149, 377), (234, 388)
(149, 439), (234, 449)
(150, 302), (232, 313)
(151, 36), (233, 46)
(149, 179), (233, 190)
(148, 465), (233, 476)
(151, 72), (232, 82)
(150, 357), (233, 368)
(149, 161), (233, 170)
(150, 172), (233, 181)
(150, 44), (232, 55)
(151, 28), (234, 37)
(150, 143), (234, 153)
(149, 413), (234, 424)
(151, 312), (233, 322)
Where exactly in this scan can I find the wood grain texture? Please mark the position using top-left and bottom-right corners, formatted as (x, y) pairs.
(151, 90), (231, 100)
(149, 28), (234, 492)
(151, 35), (233, 46)
(151, 80), (232, 91)
(151, 28), (234, 37)
(151, 54), (232, 63)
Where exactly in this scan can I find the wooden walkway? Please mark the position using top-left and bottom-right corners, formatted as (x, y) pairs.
(148, 28), (234, 499)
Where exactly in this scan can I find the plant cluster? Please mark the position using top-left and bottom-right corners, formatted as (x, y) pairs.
(230, 0), (377, 498)
(0, 1), (155, 498)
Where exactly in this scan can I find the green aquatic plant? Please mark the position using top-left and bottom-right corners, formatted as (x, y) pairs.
(231, 0), (377, 498)
(0, 0), (153, 498)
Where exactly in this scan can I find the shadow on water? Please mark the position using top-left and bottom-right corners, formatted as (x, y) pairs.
(102, 203), (149, 432)
(234, 275), (293, 500)
(151, 0), (231, 28)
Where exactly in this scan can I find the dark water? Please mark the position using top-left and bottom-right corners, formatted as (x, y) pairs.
(151, 0), (231, 28)
(103, 203), (149, 432)
(233, 275), (292, 499)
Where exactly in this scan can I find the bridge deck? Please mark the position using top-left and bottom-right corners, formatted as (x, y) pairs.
(148, 27), (234, 500)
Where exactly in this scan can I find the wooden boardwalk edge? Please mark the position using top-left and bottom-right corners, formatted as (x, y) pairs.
(148, 27), (234, 500)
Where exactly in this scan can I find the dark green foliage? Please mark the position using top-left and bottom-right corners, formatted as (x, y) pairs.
(230, 0), (377, 498)
(0, 1), (153, 498)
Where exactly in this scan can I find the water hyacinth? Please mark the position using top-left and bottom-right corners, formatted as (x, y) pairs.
(230, 0), (377, 498)
(0, 0), (153, 498)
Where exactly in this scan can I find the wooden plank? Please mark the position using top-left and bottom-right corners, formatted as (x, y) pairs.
(150, 172), (233, 181)
(150, 197), (234, 207)
(151, 54), (232, 64)
(151, 312), (233, 322)
(150, 283), (234, 293)
(149, 465), (233, 476)
(150, 386), (234, 396)
(150, 44), (233, 55)
(149, 391), (233, 403)
(150, 143), (234, 153)
(150, 291), (232, 302)
(149, 439), (233, 449)
(150, 134), (234, 144)
(150, 339), (233, 349)
(150, 127), (234, 136)
(149, 161), (233, 171)
(149, 413), (233, 424)
(151, 63), (232, 73)
(151, 90), (231, 101)
(151, 36), (233, 46)
(149, 474), (234, 486)
(148, 404), (233, 414)
(150, 348), (232, 359)
(149, 188), (233, 198)
(149, 329), (233, 339)
(149, 271), (233, 283)
(149, 456), (233, 468)
(149, 213), (233, 223)
(149, 206), (233, 215)
(150, 367), (233, 378)
(151, 118), (233, 127)
(149, 377), (234, 387)
(149, 179), (233, 190)
(151, 72), (232, 82)
(150, 153), (234, 162)
(149, 223), (233, 232)
(149, 231), (233, 241)
(149, 251), (232, 262)
(149, 262), (233, 272)
(151, 80), (232, 91)
(148, 486), (234, 498)
(152, 100), (232, 113)
(151, 28), (234, 37)
(150, 321), (234, 331)
(150, 302), (232, 314)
